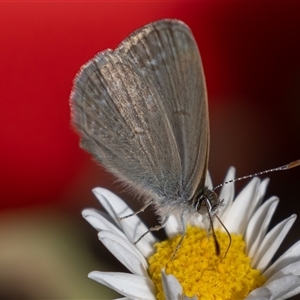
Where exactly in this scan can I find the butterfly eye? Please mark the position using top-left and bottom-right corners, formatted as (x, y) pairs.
(194, 189), (218, 214)
(193, 197), (204, 214)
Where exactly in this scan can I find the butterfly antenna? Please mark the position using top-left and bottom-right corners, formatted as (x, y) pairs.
(212, 159), (300, 192)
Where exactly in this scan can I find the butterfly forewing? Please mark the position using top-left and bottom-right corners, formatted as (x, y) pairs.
(70, 19), (209, 206)
(116, 20), (209, 200)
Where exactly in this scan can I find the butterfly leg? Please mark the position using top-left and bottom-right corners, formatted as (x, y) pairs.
(134, 217), (168, 244)
(118, 199), (154, 220)
(171, 214), (187, 260)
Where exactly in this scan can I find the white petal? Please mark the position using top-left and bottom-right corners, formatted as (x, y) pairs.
(88, 271), (156, 300)
(183, 296), (198, 300)
(93, 188), (157, 257)
(161, 271), (197, 300)
(222, 178), (260, 234)
(244, 178), (270, 227)
(161, 270), (183, 300)
(252, 215), (297, 271)
(164, 215), (181, 238)
(276, 284), (300, 300)
(245, 286), (273, 300)
(164, 213), (203, 247)
(245, 196), (279, 256)
(98, 231), (148, 277)
(247, 178), (270, 223)
(92, 188), (137, 226)
(256, 178), (269, 205)
(263, 241), (300, 278)
(216, 167), (236, 223)
(82, 209), (127, 239)
(264, 274), (300, 300)
(248, 178), (269, 218)
(266, 261), (300, 284)
(92, 188), (122, 222)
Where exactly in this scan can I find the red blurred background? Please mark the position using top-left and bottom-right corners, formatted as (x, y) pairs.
(1, 2), (300, 299)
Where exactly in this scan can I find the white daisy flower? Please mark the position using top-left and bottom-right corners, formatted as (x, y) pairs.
(82, 168), (300, 300)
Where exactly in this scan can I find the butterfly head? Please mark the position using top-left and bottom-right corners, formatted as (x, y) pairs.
(193, 187), (220, 215)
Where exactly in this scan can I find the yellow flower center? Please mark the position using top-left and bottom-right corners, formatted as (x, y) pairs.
(148, 226), (266, 300)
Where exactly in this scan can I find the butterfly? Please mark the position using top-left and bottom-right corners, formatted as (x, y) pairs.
(70, 19), (228, 251)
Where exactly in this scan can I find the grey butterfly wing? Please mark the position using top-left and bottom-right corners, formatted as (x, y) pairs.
(116, 19), (209, 200)
(71, 49), (182, 198)
(70, 19), (209, 202)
